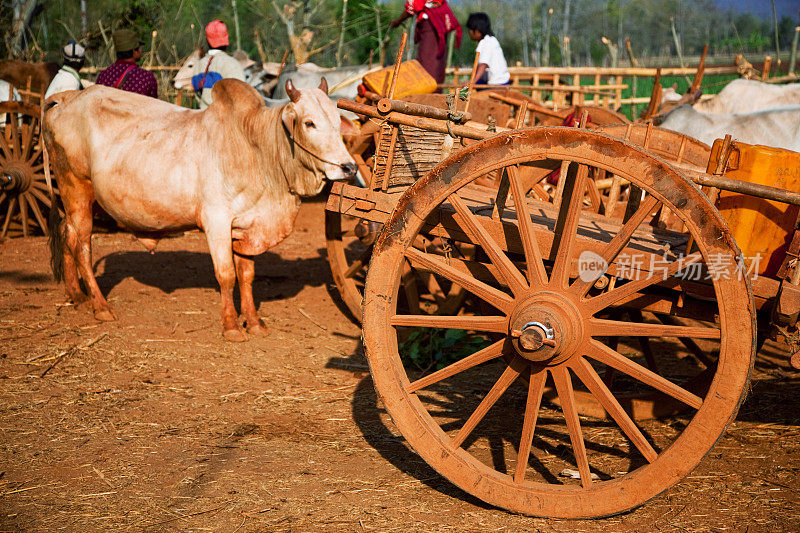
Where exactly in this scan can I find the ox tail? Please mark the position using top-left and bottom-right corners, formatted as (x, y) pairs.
(42, 101), (65, 282)
(46, 149), (65, 283)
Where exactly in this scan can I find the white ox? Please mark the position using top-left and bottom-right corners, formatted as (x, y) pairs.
(173, 49), (265, 91)
(659, 104), (800, 152)
(43, 78), (356, 341)
(0, 79), (20, 122)
(661, 79), (800, 115)
(693, 79), (800, 114)
(273, 63), (374, 101)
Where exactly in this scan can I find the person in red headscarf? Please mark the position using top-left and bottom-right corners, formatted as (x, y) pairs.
(390, 0), (461, 84)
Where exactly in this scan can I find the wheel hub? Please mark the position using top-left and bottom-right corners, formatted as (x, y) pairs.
(508, 292), (584, 364)
(0, 164), (31, 193)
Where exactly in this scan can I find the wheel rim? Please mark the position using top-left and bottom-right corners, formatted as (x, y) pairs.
(0, 102), (53, 239)
(362, 127), (754, 518)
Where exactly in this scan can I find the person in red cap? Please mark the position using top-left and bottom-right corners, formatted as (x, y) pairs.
(390, 0), (461, 84)
(190, 19), (246, 108)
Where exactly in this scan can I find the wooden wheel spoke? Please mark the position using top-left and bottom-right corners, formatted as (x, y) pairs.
(21, 121), (36, 160)
(585, 252), (702, 314)
(28, 152), (44, 167)
(19, 192), (29, 237)
(549, 163), (589, 289)
(507, 165), (548, 287)
(513, 369), (547, 483)
(571, 195), (661, 297)
(585, 340), (703, 409)
(405, 247), (514, 313)
(391, 314), (508, 333)
(448, 193), (529, 296)
(452, 363), (522, 449)
(28, 187), (53, 208)
(588, 318), (720, 339)
(550, 366), (592, 487)
(8, 116), (21, 155)
(25, 194), (48, 234)
(571, 357), (658, 463)
(2, 196), (17, 237)
(0, 125), (13, 159)
(343, 245), (373, 279)
(407, 339), (507, 393)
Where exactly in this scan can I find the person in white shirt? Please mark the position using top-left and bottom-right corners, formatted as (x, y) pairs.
(467, 13), (510, 87)
(191, 20), (246, 109)
(44, 41), (86, 99)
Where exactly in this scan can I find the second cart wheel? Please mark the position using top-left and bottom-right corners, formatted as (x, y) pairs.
(0, 101), (54, 239)
(326, 209), (471, 322)
(362, 127), (754, 518)
(325, 209), (375, 320)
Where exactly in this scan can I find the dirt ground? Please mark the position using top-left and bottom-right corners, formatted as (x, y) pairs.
(0, 198), (798, 532)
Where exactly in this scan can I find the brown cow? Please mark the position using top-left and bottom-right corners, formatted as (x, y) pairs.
(0, 60), (59, 94)
(43, 78), (356, 341)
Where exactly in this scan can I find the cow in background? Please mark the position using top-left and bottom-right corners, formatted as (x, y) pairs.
(659, 104), (800, 152)
(692, 79), (800, 114)
(43, 78), (356, 341)
(173, 48), (271, 95)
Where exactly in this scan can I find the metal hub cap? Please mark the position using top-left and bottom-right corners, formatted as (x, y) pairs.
(508, 292), (584, 364)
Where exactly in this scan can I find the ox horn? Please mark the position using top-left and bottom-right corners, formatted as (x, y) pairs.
(318, 76), (328, 94)
(286, 79), (301, 103)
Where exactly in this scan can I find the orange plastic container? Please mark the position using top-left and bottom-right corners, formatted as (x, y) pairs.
(362, 60), (437, 98)
(712, 140), (800, 277)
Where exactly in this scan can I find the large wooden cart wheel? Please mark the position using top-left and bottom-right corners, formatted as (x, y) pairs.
(0, 101), (53, 238)
(362, 127), (754, 517)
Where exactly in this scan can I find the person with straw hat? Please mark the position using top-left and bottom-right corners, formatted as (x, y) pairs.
(45, 41), (87, 98)
(190, 19), (246, 109)
(96, 29), (158, 98)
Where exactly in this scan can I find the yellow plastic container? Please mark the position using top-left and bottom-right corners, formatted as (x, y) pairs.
(712, 140), (800, 277)
(362, 60), (437, 98)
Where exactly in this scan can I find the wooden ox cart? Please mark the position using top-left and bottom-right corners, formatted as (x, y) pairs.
(325, 88), (800, 518)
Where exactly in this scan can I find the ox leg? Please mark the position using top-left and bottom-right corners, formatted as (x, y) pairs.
(205, 229), (247, 342)
(60, 221), (88, 305)
(234, 252), (267, 336)
(62, 182), (116, 322)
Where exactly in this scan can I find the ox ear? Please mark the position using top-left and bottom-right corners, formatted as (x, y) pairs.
(282, 103), (297, 133)
(286, 79), (301, 103)
(318, 76), (328, 94)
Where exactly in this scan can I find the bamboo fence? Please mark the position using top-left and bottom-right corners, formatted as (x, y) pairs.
(444, 65), (741, 114)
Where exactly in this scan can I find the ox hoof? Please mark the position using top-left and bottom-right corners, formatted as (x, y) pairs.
(94, 309), (117, 322)
(245, 319), (268, 336)
(223, 328), (248, 342)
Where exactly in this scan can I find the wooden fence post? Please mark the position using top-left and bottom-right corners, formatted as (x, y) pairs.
(790, 26), (799, 76)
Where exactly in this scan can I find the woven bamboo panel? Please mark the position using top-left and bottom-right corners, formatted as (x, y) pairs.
(373, 124), (459, 188)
